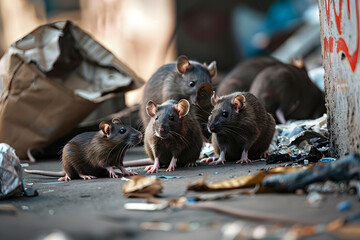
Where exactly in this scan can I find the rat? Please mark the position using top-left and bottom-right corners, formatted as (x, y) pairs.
(249, 58), (326, 124)
(24, 119), (143, 181)
(143, 99), (203, 173)
(216, 56), (281, 96)
(140, 55), (217, 127)
(193, 82), (214, 142)
(202, 92), (275, 165)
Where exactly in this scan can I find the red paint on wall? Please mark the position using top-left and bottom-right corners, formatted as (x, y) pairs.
(324, 36), (334, 67)
(336, 0), (359, 72)
(333, 0), (343, 34)
(325, 0), (331, 24)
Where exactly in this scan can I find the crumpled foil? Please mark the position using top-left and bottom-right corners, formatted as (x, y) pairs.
(0, 143), (23, 199)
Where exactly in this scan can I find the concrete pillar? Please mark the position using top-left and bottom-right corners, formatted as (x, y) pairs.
(319, 0), (360, 157)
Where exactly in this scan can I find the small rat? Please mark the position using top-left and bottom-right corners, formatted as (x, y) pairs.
(202, 92), (275, 165)
(24, 119), (143, 181)
(249, 58), (326, 124)
(217, 56), (281, 96)
(140, 55), (216, 126)
(144, 99), (203, 173)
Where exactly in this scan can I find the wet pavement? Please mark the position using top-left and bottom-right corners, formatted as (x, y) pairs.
(0, 146), (359, 240)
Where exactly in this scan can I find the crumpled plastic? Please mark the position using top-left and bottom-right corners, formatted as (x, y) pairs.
(262, 153), (360, 192)
(0, 143), (37, 199)
(266, 114), (329, 164)
(0, 143), (23, 199)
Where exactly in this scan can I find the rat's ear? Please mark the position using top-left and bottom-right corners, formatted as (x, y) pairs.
(290, 57), (304, 69)
(175, 99), (190, 118)
(112, 118), (123, 124)
(146, 101), (158, 118)
(207, 61), (217, 78)
(211, 91), (218, 106)
(231, 94), (246, 113)
(176, 55), (192, 75)
(99, 121), (112, 137)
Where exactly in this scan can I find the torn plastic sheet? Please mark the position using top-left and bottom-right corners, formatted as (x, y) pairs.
(262, 153), (360, 192)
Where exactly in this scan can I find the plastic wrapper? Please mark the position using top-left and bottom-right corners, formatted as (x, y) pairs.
(0, 143), (24, 199)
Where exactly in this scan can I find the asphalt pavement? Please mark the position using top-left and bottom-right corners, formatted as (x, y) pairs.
(0, 146), (359, 240)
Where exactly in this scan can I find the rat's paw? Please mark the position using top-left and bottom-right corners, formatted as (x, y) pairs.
(79, 174), (96, 180)
(185, 162), (197, 167)
(145, 165), (158, 173)
(58, 175), (71, 181)
(200, 157), (216, 163)
(210, 159), (225, 165)
(165, 166), (176, 172)
(106, 167), (118, 178)
(236, 158), (251, 164)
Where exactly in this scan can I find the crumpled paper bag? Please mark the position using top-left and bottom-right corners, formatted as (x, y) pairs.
(0, 21), (144, 159)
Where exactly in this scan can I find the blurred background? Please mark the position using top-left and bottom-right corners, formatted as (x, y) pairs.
(0, 0), (323, 106)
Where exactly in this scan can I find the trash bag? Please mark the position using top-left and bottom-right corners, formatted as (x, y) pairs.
(0, 21), (144, 159)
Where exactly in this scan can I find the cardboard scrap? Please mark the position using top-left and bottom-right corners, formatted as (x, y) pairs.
(0, 21), (144, 159)
(123, 176), (162, 198)
(187, 165), (311, 193)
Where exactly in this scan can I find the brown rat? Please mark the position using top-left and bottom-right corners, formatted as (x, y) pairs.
(249, 58), (326, 124)
(217, 56), (281, 96)
(144, 99), (203, 173)
(193, 82), (214, 142)
(202, 92), (275, 165)
(140, 55), (216, 127)
(25, 119), (143, 181)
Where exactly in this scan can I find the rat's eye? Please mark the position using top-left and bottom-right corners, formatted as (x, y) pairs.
(119, 128), (126, 134)
(189, 81), (196, 87)
(155, 116), (159, 120)
(169, 115), (175, 121)
(222, 111), (229, 118)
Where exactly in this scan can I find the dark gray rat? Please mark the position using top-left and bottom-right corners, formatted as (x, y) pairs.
(202, 92), (275, 165)
(249, 58), (326, 124)
(217, 56), (281, 96)
(140, 55), (216, 127)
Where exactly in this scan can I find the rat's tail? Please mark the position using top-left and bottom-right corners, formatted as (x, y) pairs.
(24, 169), (65, 177)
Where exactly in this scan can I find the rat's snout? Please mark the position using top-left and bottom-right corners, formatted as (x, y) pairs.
(208, 122), (220, 133)
(130, 132), (143, 145)
(155, 126), (167, 138)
